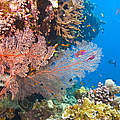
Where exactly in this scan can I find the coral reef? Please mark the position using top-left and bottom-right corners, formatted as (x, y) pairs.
(37, 0), (55, 37)
(54, 0), (103, 44)
(0, 26), (56, 99)
(0, 0), (39, 38)
(0, 0), (106, 119)
(89, 82), (114, 104)
(63, 95), (77, 105)
(89, 79), (120, 107)
(50, 40), (102, 82)
(17, 69), (67, 100)
(105, 79), (120, 94)
(20, 99), (62, 120)
(55, 0), (84, 42)
(0, 107), (16, 120)
(75, 86), (88, 99)
(0, 26), (55, 77)
(62, 97), (120, 119)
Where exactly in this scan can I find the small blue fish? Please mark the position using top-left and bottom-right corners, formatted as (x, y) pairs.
(108, 59), (116, 67)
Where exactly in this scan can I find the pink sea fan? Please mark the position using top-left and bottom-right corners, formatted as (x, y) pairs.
(0, 26), (55, 77)
(0, 74), (19, 100)
(0, 26), (56, 99)
(15, 41), (102, 100)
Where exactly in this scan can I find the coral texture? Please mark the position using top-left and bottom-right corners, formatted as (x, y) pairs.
(89, 82), (114, 104)
(0, 0), (39, 37)
(0, 26), (55, 99)
(62, 97), (120, 119)
(55, 0), (84, 42)
(50, 40), (102, 83)
(0, 26), (55, 77)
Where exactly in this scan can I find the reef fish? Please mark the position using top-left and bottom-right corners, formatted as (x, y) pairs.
(87, 24), (91, 27)
(108, 59), (116, 67)
(116, 8), (120, 15)
(61, 44), (70, 47)
(87, 55), (95, 62)
(101, 13), (104, 18)
(74, 50), (87, 58)
(92, 29), (96, 32)
(54, 43), (59, 48)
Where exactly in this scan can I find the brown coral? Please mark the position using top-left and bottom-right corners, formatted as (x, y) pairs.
(55, 0), (84, 42)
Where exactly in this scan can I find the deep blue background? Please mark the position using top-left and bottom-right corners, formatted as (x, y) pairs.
(81, 0), (120, 88)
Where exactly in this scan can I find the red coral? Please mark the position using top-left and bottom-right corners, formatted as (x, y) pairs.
(0, 26), (55, 99)
(0, 26), (55, 77)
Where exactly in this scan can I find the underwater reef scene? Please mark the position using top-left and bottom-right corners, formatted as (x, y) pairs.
(0, 0), (119, 120)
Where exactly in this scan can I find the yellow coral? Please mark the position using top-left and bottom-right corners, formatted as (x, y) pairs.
(0, 117), (6, 120)
(62, 97), (120, 119)
(79, 86), (87, 94)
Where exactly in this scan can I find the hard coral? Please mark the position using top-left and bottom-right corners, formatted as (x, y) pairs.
(75, 86), (88, 99)
(55, 0), (103, 44)
(62, 97), (120, 119)
(89, 80), (120, 107)
(89, 82), (114, 105)
(20, 100), (54, 120)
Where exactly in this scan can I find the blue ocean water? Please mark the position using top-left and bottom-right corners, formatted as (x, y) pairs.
(81, 0), (120, 88)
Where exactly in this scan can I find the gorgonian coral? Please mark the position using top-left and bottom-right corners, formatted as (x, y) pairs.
(0, 26), (55, 99)
(0, 26), (55, 77)
(50, 40), (102, 83)
(20, 40), (102, 100)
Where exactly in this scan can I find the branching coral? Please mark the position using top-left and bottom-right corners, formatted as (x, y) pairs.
(89, 80), (120, 108)
(54, 0), (103, 44)
(89, 82), (114, 105)
(55, 0), (84, 42)
(62, 97), (120, 119)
